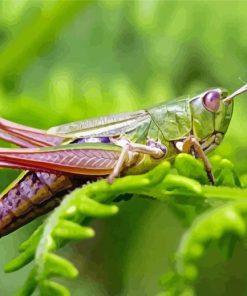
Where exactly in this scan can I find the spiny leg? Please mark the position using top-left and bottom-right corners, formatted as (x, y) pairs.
(182, 135), (214, 184)
(107, 140), (167, 183)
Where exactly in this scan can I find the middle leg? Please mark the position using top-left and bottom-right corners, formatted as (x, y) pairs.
(107, 139), (167, 183)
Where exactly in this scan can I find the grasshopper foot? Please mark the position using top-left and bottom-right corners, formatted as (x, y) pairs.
(107, 173), (117, 184)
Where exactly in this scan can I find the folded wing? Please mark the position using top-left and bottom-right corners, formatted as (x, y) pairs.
(47, 110), (150, 138)
(0, 117), (64, 147)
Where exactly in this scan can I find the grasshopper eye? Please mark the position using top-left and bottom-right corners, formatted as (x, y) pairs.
(202, 90), (220, 112)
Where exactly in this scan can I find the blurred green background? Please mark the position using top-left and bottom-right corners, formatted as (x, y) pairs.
(0, 1), (247, 295)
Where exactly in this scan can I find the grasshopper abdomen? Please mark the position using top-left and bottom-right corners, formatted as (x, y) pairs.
(0, 172), (74, 236)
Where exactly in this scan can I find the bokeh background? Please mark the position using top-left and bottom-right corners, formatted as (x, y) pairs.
(0, 1), (247, 295)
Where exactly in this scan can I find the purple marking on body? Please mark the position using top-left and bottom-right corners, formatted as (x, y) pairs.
(0, 173), (46, 219)
(18, 174), (42, 200)
(3, 188), (23, 210)
(0, 202), (11, 220)
(74, 137), (111, 144)
(36, 172), (59, 189)
(147, 140), (167, 154)
(0, 172), (52, 221)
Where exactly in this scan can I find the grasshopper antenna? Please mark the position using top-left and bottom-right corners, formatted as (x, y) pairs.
(224, 83), (247, 103)
(238, 77), (247, 84)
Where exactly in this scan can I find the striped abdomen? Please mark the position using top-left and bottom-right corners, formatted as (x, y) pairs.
(0, 172), (82, 236)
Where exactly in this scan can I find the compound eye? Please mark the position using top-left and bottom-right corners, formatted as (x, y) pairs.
(202, 90), (221, 112)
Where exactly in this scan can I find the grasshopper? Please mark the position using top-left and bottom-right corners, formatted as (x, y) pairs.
(0, 85), (246, 237)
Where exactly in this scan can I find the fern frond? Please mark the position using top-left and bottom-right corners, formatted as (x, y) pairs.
(159, 155), (247, 295)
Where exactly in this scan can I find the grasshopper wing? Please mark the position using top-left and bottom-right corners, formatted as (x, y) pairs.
(0, 143), (122, 175)
(47, 110), (150, 138)
(0, 117), (64, 147)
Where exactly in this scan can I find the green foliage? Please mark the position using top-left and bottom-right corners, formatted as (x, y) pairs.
(0, 1), (91, 80)
(4, 154), (247, 295)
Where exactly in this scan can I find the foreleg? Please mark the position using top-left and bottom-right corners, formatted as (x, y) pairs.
(182, 135), (214, 184)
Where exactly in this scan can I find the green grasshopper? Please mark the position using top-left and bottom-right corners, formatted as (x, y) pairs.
(0, 84), (246, 236)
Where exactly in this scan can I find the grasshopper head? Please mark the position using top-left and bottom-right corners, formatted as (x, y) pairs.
(190, 84), (247, 146)
(190, 87), (233, 145)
